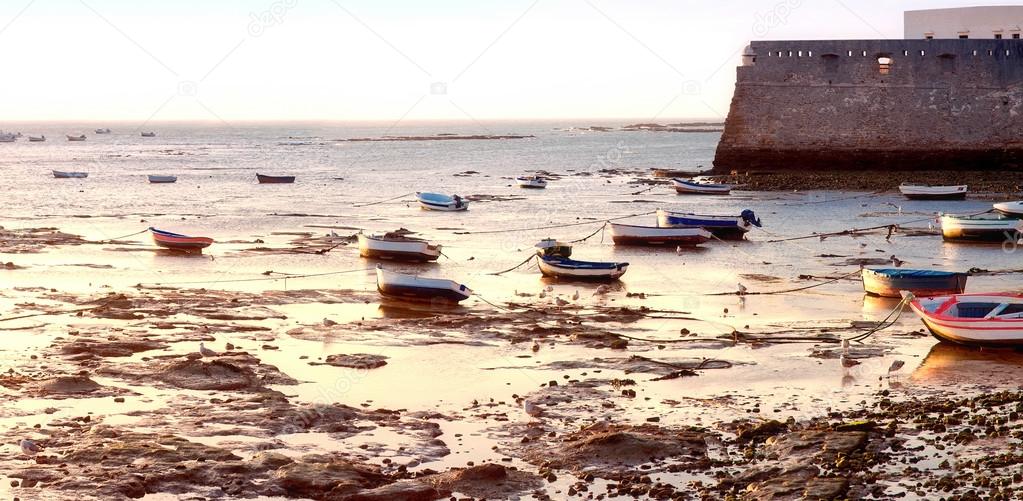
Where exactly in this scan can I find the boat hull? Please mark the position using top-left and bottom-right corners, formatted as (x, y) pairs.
(375, 267), (471, 303)
(656, 210), (752, 239)
(416, 193), (468, 212)
(994, 201), (1023, 217)
(941, 214), (1022, 243)
(910, 294), (1023, 347)
(148, 175), (177, 184)
(538, 257), (628, 281)
(671, 178), (732, 195)
(150, 228), (213, 252)
(52, 171), (87, 179)
(516, 177), (547, 189)
(899, 185), (968, 200)
(609, 223), (711, 246)
(357, 234), (441, 262)
(861, 268), (967, 298)
(257, 174), (296, 184)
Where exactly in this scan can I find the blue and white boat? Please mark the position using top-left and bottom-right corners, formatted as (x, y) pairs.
(656, 209), (761, 239)
(538, 256), (629, 281)
(416, 192), (468, 212)
(375, 266), (472, 303)
(862, 268), (968, 298)
(671, 178), (733, 195)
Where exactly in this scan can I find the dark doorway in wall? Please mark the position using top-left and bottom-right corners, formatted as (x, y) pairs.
(821, 53), (840, 75)
(939, 53), (956, 74)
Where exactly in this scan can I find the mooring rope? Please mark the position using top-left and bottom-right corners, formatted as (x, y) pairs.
(135, 267), (375, 287)
(453, 211), (655, 236)
(705, 269), (863, 297)
(844, 295), (912, 343)
(489, 254), (537, 276)
(353, 192), (414, 208)
(762, 209), (993, 244)
(85, 228), (149, 243)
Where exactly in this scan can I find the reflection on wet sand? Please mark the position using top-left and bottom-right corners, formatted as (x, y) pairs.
(912, 341), (1023, 385)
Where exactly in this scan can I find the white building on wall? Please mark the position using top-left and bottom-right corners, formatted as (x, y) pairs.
(905, 6), (1023, 39)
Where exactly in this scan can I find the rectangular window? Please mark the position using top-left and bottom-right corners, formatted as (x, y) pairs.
(926, 35), (934, 40)
(1015, 34), (1021, 39)
(996, 34), (1004, 39)
(847, 50), (853, 57)
(959, 35), (969, 39)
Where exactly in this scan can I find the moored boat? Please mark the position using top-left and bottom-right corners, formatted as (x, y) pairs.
(256, 174), (296, 184)
(862, 268), (968, 298)
(52, 170), (87, 178)
(375, 265), (472, 303)
(357, 233), (442, 262)
(148, 175), (178, 184)
(940, 213), (1023, 243)
(908, 292), (1023, 346)
(149, 227), (214, 252)
(416, 192), (468, 211)
(28, 135), (45, 142)
(95, 128), (111, 134)
(671, 178), (732, 195)
(538, 255), (629, 281)
(141, 132), (156, 137)
(0, 132), (17, 143)
(516, 176), (547, 189)
(899, 183), (968, 200)
(993, 201), (1023, 217)
(535, 239), (573, 258)
(656, 209), (761, 239)
(66, 134), (86, 142)
(609, 223), (712, 246)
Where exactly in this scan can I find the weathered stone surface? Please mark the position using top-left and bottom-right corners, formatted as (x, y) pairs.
(715, 39), (1023, 171)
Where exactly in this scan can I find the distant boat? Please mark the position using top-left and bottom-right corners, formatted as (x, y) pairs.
(908, 292), (1023, 346)
(357, 233), (442, 262)
(862, 268), (968, 298)
(656, 209), (761, 239)
(95, 128), (111, 134)
(940, 213), (1023, 242)
(256, 173), (296, 184)
(375, 265), (472, 303)
(993, 201), (1023, 217)
(899, 183), (967, 200)
(148, 175), (177, 184)
(149, 227), (213, 252)
(141, 132), (156, 137)
(516, 176), (547, 189)
(66, 134), (86, 142)
(671, 178), (733, 195)
(28, 135), (45, 142)
(52, 170), (87, 179)
(609, 223), (712, 246)
(417, 192), (468, 211)
(0, 132), (17, 143)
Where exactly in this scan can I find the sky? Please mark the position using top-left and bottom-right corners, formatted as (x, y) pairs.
(0, 0), (1001, 122)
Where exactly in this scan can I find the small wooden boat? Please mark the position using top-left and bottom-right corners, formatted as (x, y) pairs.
(538, 255), (628, 281)
(940, 213), (1023, 243)
(516, 176), (547, 189)
(357, 233), (442, 262)
(375, 266), (472, 303)
(609, 223), (712, 246)
(535, 239), (573, 258)
(149, 227), (213, 252)
(148, 175), (177, 184)
(899, 183), (968, 200)
(671, 178), (732, 195)
(0, 134), (16, 143)
(52, 170), (87, 179)
(141, 132), (156, 137)
(862, 268), (968, 298)
(256, 174), (296, 184)
(28, 135), (45, 142)
(656, 209), (761, 239)
(66, 134), (86, 142)
(416, 192), (468, 211)
(993, 201), (1023, 217)
(95, 128), (111, 134)
(908, 292), (1023, 346)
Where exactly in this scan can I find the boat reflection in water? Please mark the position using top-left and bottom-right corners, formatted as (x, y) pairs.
(912, 342), (1023, 386)
(861, 294), (905, 317)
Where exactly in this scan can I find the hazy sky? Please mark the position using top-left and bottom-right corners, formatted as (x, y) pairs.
(0, 0), (994, 122)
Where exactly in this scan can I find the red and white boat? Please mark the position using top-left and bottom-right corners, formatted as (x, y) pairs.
(609, 223), (712, 246)
(908, 292), (1023, 346)
(150, 227), (214, 252)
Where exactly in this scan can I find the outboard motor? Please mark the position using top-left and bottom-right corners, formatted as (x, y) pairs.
(740, 209), (762, 228)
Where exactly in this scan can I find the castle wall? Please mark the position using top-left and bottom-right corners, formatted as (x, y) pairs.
(714, 39), (1023, 171)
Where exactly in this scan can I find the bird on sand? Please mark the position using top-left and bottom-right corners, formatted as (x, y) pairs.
(593, 285), (611, 296)
(676, 245), (683, 255)
(199, 342), (218, 357)
(737, 283), (748, 296)
(841, 338), (851, 355)
(571, 290), (580, 301)
(890, 255), (905, 267)
(19, 439), (42, 456)
(523, 400), (542, 420)
(840, 354), (861, 368)
(531, 341), (540, 353)
(888, 360), (906, 375)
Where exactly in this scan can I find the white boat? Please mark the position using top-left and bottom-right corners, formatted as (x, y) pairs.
(671, 178), (733, 195)
(899, 183), (968, 200)
(940, 213), (1023, 243)
(53, 170), (88, 179)
(148, 175), (177, 184)
(538, 255), (629, 281)
(993, 201), (1023, 217)
(28, 135), (45, 142)
(357, 233), (442, 262)
(908, 292), (1023, 346)
(416, 192), (468, 211)
(95, 128), (111, 134)
(66, 134), (86, 142)
(141, 132), (156, 137)
(609, 223), (712, 246)
(375, 266), (472, 303)
(656, 209), (761, 239)
(516, 176), (548, 189)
